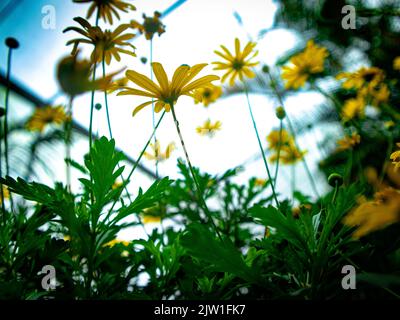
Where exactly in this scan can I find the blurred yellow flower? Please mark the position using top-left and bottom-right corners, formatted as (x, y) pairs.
(336, 132), (361, 151)
(337, 67), (384, 91)
(112, 181), (123, 189)
(254, 178), (266, 187)
(142, 215), (162, 224)
(213, 38), (259, 86)
(270, 143), (306, 165)
(366, 83), (390, 106)
(393, 57), (400, 71)
(281, 40), (328, 89)
(0, 186), (10, 204)
(73, 0), (136, 25)
(390, 143), (400, 171)
(64, 17), (136, 65)
(57, 52), (119, 97)
(106, 77), (129, 93)
(193, 85), (222, 107)
(118, 62), (219, 116)
(144, 140), (175, 162)
(341, 97), (365, 121)
(104, 239), (130, 247)
(266, 129), (292, 150)
(26, 106), (69, 132)
(343, 188), (400, 239)
(196, 119), (222, 137)
(130, 11), (166, 40)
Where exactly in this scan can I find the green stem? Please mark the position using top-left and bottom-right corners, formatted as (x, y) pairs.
(4, 47), (12, 177)
(291, 164), (296, 199)
(170, 104), (222, 240)
(3, 44), (14, 212)
(149, 39), (159, 178)
(244, 85), (280, 208)
(267, 71), (320, 198)
(273, 120), (283, 184)
(65, 96), (74, 191)
(0, 132), (5, 223)
(331, 181), (339, 204)
(101, 57), (132, 202)
(88, 12), (100, 152)
(105, 111), (167, 222)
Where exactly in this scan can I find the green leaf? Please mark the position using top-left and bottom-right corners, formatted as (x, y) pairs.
(112, 177), (173, 225)
(180, 223), (260, 284)
(250, 205), (308, 252)
(83, 136), (125, 216)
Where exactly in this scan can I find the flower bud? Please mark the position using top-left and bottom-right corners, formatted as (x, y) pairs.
(275, 106), (286, 120)
(328, 173), (343, 187)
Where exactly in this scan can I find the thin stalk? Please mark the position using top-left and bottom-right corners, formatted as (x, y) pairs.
(170, 104), (222, 240)
(65, 96), (74, 191)
(244, 85), (280, 208)
(150, 39), (159, 178)
(0, 128), (5, 222)
(3, 43), (15, 211)
(291, 164), (296, 199)
(88, 12), (100, 151)
(105, 111), (167, 222)
(4, 46), (12, 176)
(273, 119), (283, 184)
(101, 57), (132, 202)
(267, 71), (320, 198)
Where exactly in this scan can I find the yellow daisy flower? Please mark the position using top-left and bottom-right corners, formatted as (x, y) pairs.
(144, 140), (175, 162)
(266, 129), (292, 150)
(343, 188), (400, 239)
(254, 178), (267, 187)
(142, 215), (162, 224)
(64, 17), (136, 65)
(193, 85), (222, 107)
(73, 0), (136, 25)
(1, 185), (10, 204)
(196, 119), (222, 137)
(105, 77), (129, 93)
(394, 57), (400, 71)
(336, 132), (361, 151)
(57, 52), (119, 97)
(366, 83), (390, 107)
(103, 239), (131, 247)
(26, 106), (69, 132)
(336, 66), (385, 91)
(212, 38), (259, 86)
(270, 143), (307, 165)
(118, 62), (219, 116)
(341, 97), (365, 121)
(130, 11), (166, 40)
(390, 143), (400, 171)
(281, 40), (328, 89)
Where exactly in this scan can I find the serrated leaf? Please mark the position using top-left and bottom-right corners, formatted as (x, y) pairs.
(180, 223), (260, 284)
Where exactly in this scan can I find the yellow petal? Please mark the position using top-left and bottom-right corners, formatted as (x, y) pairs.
(152, 63), (169, 92)
(117, 88), (157, 98)
(132, 100), (153, 116)
(182, 75), (220, 92)
(126, 70), (161, 95)
(171, 65), (190, 91)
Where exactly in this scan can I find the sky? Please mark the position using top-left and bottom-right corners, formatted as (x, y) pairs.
(0, 0), (334, 238)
